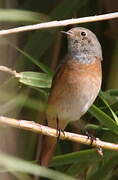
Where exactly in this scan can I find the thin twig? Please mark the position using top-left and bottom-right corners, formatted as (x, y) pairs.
(0, 116), (118, 151)
(0, 12), (117, 36)
(0, 66), (21, 78)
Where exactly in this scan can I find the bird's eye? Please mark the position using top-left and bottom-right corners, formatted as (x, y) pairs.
(80, 31), (87, 37)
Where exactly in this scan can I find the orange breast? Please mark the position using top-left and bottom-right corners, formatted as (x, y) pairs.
(47, 58), (102, 126)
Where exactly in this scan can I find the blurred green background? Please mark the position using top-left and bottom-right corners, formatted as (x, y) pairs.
(0, 0), (118, 180)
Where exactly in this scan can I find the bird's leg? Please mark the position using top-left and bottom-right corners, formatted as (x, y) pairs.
(56, 117), (65, 142)
(85, 131), (96, 145)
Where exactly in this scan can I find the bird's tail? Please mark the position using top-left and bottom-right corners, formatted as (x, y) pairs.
(40, 118), (68, 167)
(40, 135), (57, 166)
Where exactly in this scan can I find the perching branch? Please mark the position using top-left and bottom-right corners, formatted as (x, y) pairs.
(0, 116), (118, 152)
(0, 12), (117, 36)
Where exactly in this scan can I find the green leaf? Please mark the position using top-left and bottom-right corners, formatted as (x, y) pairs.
(2, 38), (52, 76)
(87, 156), (118, 180)
(0, 90), (47, 113)
(51, 149), (118, 167)
(13, 45), (53, 76)
(85, 124), (109, 131)
(51, 149), (100, 167)
(11, 172), (33, 180)
(107, 89), (118, 96)
(89, 105), (118, 135)
(19, 71), (52, 88)
(0, 9), (49, 24)
(99, 91), (118, 124)
(0, 153), (75, 180)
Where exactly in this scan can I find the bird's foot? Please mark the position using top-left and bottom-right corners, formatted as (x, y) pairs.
(83, 130), (103, 156)
(56, 128), (65, 142)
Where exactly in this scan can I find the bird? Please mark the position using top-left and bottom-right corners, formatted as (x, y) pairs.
(40, 27), (102, 166)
